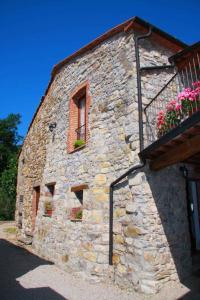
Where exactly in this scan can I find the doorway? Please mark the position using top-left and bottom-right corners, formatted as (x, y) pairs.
(187, 179), (200, 253)
(32, 186), (40, 229)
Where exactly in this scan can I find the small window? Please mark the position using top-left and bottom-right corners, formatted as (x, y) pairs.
(44, 183), (56, 217)
(70, 184), (88, 221)
(47, 184), (55, 196)
(75, 190), (83, 205)
(68, 82), (90, 153)
(32, 186), (40, 229)
(33, 186), (40, 217)
(18, 195), (23, 229)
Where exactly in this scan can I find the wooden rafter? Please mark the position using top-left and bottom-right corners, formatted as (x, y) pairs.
(150, 134), (200, 171)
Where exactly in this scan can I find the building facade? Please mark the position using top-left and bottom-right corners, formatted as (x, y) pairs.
(16, 17), (200, 294)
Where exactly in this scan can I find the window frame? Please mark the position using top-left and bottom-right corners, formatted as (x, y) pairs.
(44, 182), (56, 217)
(67, 81), (90, 153)
(70, 184), (89, 221)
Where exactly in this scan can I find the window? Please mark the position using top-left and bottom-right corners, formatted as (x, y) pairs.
(70, 184), (88, 221)
(32, 186), (40, 229)
(77, 96), (86, 141)
(68, 82), (90, 153)
(75, 190), (83, 205)
(47, 184), (55, 197)
(44, 183), (56, 217)
(19, 195), (24, 203)
(18, 195), (23, 229)
(34, 187), (40, 215)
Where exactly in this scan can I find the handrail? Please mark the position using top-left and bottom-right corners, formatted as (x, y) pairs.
(144, 50), (200, 147)
(144, 72), (178, 113)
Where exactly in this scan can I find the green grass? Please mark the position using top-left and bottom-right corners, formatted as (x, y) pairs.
(4, 227), (17, 234)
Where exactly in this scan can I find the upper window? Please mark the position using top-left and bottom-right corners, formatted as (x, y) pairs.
(77, 94), (86, 141)
(67, 82), (90, 153)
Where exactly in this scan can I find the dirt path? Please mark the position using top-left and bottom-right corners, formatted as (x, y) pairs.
(0, 222), (199, 300)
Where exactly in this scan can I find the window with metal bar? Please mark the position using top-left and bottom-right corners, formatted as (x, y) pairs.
(67, 82), (90, 152)
(76, 96), (86, 141)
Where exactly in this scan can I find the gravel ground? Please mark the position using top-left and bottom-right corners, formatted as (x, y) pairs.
(0, 221), (200, 300)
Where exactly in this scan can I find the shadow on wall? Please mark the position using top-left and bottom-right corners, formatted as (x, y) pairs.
(0, 239), (67, 300)
(176, 273), (200, 299)
(145, 165), (192, 282)
(143, 163), (200, 298)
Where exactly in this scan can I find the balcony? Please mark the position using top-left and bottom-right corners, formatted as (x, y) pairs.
(140, 46), (200, 171)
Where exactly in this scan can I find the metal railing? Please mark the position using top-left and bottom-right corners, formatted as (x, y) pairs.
(144, 51), (200, 146)
(75, 124), (86, 140)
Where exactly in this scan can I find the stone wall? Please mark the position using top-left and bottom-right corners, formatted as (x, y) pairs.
(112, 164), (192, 293)
(16, 29), (192, 294)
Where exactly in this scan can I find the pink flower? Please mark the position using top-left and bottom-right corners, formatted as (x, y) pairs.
(178, 88), (197, 102)
(175, 102), (182, 111)
(157, 110), (165, 129)
(166, 100), (181, 111)
(193, 82), (200, 97)
(158, 110), (165, 115)
(192, 81), (200, 88)
(156, 80), (200, 135)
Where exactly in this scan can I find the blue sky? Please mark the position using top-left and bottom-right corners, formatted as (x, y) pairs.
(1, 0), (199, 138)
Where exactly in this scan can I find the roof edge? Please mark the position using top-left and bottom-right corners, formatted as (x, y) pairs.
(52, 16), (187, 77)
(169, 41), (200, 63)
(19, 16), (187, 157)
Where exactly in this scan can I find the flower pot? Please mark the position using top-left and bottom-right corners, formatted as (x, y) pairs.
(74, 139), (85, 149)
(70, 207), (82, 221)
(46, 209), (52, 217)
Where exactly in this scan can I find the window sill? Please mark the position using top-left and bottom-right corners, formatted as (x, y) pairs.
(43, 214), (52, 218)
(69, 144), (86, 154)
(70, 219), (82, 222)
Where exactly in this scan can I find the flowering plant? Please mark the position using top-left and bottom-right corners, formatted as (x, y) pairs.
(157, 81), (200, 137)
(178, 86), (199, 114)
(157, 100), (181, 136)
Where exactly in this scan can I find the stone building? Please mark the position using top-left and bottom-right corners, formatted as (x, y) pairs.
(16, 16), (200, 294)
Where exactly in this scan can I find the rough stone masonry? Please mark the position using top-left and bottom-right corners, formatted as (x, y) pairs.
(16, 21), (192, 294)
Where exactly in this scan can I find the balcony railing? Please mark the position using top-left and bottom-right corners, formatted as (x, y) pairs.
(75, 124), (86, 141)
(144, 52), (200, 147)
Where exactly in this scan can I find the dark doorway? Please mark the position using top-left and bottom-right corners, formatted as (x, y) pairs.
(186, 179), (200, 256)
(34, 186), (40, 216)
(32, 186), (40, 229)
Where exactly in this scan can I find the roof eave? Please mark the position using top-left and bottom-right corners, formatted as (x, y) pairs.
(52, 16), (187, 77)
(169, 41), (200, 63)
(19, 16), (187, 158)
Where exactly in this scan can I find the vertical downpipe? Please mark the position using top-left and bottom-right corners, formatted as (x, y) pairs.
(134, 27), (152, 153)
(109, 185), (114, 265)
(108, 27), (152, 265)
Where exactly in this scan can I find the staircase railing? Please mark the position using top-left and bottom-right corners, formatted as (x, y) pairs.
(144, 52), (200, 146)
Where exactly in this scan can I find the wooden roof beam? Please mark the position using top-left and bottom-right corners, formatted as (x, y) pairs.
(150, 134), (200, 171)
